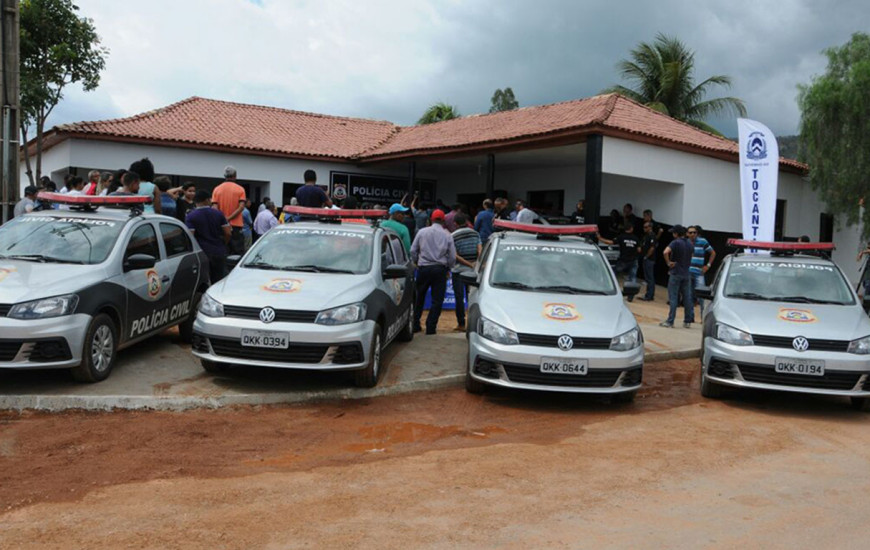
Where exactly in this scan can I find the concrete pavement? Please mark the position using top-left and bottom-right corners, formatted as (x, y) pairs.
(0, 286), (702, 411)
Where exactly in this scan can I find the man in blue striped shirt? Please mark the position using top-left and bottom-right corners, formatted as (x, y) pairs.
(688, 225), (716, 318)
(451, 213), (482, 330)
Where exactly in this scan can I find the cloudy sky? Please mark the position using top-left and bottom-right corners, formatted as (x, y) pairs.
(49, 0), (869, 137)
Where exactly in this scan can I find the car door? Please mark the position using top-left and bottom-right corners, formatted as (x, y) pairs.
(158, 221), (201, 325)
(377, 233), (404, 342)
(121, 221), (171, 342)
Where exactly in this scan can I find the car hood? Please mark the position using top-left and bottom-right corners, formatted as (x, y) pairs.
(716, 298), (870, 341)
(210, 266), (373, 310)
(480, 287), (637, 338)
(0, 260), (108, 304)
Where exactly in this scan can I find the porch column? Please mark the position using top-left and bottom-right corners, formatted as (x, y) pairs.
(486, 153), (495, 198)
(584, 134), (603, 226)
(407, 161), (416, 198)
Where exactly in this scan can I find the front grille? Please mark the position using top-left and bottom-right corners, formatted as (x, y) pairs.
(223, 305), (318, 323)
(333, 343), (364, 364)
(207, 337), (332, 364)
(0, 304), (10, 317)
(28, 339), (72, 362)
(738, 364), (862, 391)
(502, 363), (632, 388)
(516, 333), (612, 349)
(0, 340), (21, 361)
(751, 334), (849, 353)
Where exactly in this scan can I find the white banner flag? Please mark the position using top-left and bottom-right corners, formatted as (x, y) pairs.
(738, 118), (779, 247)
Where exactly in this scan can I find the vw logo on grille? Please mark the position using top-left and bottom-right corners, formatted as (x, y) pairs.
(259, 307), (276, 324)
(557, 334), (574, 351)
(792, 336), (809, 352)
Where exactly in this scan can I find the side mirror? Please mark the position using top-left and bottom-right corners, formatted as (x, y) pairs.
(383, 264), (408, 279)
(863, 295), (870, 314)
(622, 281), (641, 297)
(226, 255), (242, 269)
(459, 271), (480, 288)
(694, 285), (713, 300)
(123, 253), (156, 272)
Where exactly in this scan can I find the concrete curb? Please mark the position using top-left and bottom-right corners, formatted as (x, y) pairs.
(0, 348), (701, 412)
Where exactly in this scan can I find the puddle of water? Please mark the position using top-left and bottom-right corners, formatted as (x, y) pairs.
(344, 422), (506, 453)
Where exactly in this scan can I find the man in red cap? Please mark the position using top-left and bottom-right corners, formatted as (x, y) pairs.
(410, 209), (456, 334)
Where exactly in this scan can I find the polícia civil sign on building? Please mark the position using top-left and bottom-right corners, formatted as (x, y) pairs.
(737, 119), (779, 250)
(330, 171), (436, 203)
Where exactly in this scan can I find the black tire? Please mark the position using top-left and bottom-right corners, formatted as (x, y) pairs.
(464, 355), (486, 394)
(71, 313), (117, 383)
(354, 325), (382, 388)
(611, 390), (637, 404)
(700, 370), (724, 398)
(396, 302), (414, 343)
(200, 359), (228, 374)
(851, 397), (870, 412)
(177, 292), (202, 344)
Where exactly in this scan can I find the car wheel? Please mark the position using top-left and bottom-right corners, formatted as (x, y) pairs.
(850, 397), (870, 412)
(396, 303), (414, 342)
(71, 313), (117, 383)
(354, 324), (382, 388)
(611, 390), (637, 404)
(700, 370), (724, 398)
(177, 293), (201, 344)
(200, 359), (228, 374)
(465, 355), (486, 395)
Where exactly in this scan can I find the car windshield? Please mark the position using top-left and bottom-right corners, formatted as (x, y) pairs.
(489, 242), (616, 294)
(242, 226), (373, 274)
(724, 260), (855, 305)
(0, 214), (124, 264)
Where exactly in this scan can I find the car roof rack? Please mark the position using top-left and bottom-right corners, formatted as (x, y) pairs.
(283, 205), (387, 225)
(493, 219), (599, 241)
(36, 192), (150, 216)
(727, 239), (836, 258)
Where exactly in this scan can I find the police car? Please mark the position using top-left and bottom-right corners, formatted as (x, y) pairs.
(460, 220), (643, 400)
(0, 193), (208, 382)
(191, 206), (415, 387)
(696, 240), (870, 411)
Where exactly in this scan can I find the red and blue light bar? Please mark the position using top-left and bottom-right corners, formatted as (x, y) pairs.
(36, 192), (150, 206)
(727, 239), (836, 251)
(493, 219), (599, 235)
(283, 205), (387, 218)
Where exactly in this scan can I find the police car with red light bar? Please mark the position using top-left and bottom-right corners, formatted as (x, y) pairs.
(0, 193), (208, 382)
(459, 219), (644, 400)
(191, 206), (415, 387)
(695, 239), (870, 411)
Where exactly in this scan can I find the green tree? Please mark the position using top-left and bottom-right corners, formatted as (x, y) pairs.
(417, 102), (460, 125)
(489, 87), (519, 113)
(19, 0), (108, 185)
(605, 33), (746, 135)
(798, 32), (870, 235)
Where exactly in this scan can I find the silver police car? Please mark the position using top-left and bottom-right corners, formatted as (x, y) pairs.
(0, 193), (208, 382)
(191, 208), (415, 387)
(461, 221), (643, 400)
(697, 240), (870, 411)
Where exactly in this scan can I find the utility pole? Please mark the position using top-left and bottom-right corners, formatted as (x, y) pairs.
(0, 0), (19, 224)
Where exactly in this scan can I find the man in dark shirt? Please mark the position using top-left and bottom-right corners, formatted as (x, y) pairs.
(186, 190), (232, 284)
(295, 170), (333, 208)
(639, 221), (658, 301)
(623, 203), (642, 235)
(660, 225), (694, 328)
(569, 200), (585, 224)
(642, 209), (664, 239)
(175, 182), (196, 223)
(599, 222), (640, 301)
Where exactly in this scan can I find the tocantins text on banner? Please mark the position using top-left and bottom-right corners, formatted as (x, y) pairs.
(737, 118), (779, 250)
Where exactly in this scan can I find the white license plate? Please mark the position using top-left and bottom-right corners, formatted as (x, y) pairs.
(241, 330), (289, 349)
(774, 358), (825, 376)
(540, 357), (588, 375)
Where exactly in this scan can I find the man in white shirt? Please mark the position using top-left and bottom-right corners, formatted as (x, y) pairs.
(253, 200), (278, 239)
(515, 200), (539, 224)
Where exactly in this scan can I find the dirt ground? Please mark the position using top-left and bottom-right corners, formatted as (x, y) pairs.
(1, 358), (869, 549)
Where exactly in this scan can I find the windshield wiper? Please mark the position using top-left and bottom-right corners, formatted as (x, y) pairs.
(726, 292), (771, 301)
(773, 295), (845, 305)
(533, 285), (608, 295)
(493, 281), (534, 290)
(243, 261), (285, 271)
(5, 254), (82, 264)
(285, 264), (354, 274)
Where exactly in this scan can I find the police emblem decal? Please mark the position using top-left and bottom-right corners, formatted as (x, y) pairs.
(543, 302), (581, 321)
(777, 308), (817, 323)
(262, 278), (303, 293)
(332, 183), (348, 201)
(146, 269), (161, 299)
(746, 131), (768, 160)
(0, 266), (15, 283)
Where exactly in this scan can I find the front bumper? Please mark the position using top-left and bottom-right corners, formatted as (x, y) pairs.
(703, 337), (870, 397)
(192, 313), (376, 370)
(0, 314), (91, 369)
(467, 332), (643, 393)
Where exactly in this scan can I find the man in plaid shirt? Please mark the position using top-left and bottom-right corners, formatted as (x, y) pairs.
(451, 213), (482, 331)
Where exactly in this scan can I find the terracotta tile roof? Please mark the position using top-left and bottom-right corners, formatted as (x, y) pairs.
(57, 96), (399, 160)
(49, 94), (806, 172)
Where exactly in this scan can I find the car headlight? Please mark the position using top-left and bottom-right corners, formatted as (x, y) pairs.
(847, 335), (870, 355)
(199, 293), (224, 317)
(8, 294), (79, 319)
(316, 303), (367, 325)
(715, 323), (753, 346)
(610, 327), (642, 351)
(479, 317), (519, 345)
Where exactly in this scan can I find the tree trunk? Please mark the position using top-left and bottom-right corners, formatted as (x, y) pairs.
(20, 124), (34, 187)
(35, 115), (44, 182)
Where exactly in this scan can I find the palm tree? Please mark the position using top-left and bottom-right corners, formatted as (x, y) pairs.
(605, 34), (747, 135)
(417, 102), (460, 124)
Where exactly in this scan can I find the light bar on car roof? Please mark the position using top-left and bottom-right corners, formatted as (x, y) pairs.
(36, 192), (150, 206)
(727, 239), (836, 251)
(282, 206), (387, 218)
(493, 219), (599, 235)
